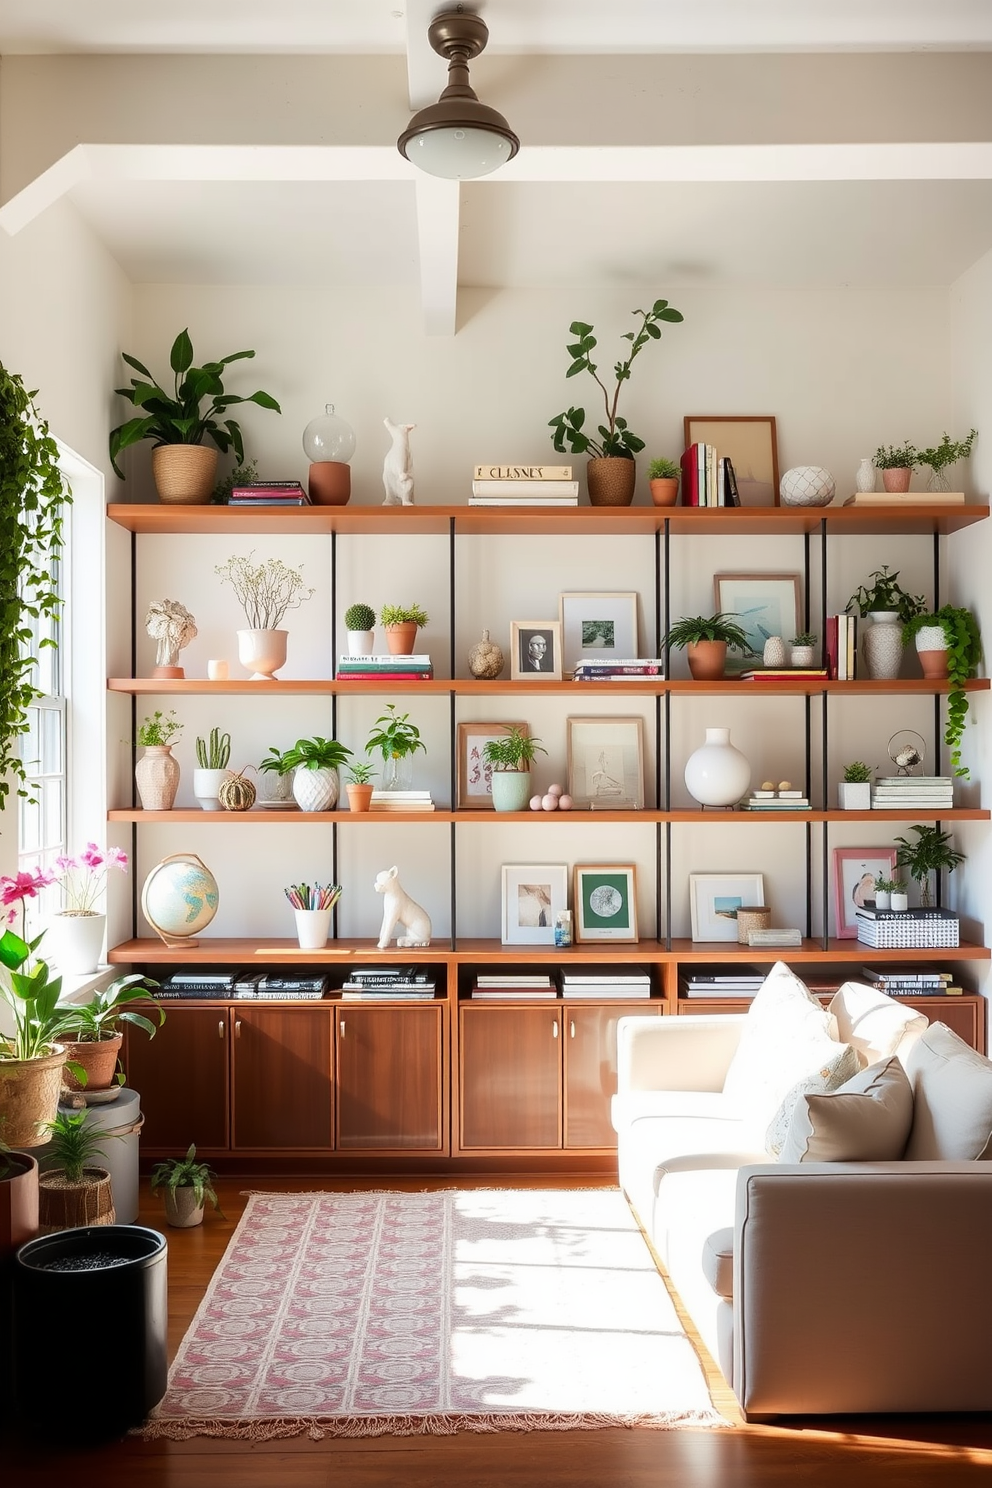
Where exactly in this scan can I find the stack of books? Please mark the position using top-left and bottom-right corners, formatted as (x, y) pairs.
(679, 444), (741, 507)
(469, 465), (578, 506)
(870, 775), (954, 810)
(340, 967), (435, 1000)
(738, 667), (828, 683)
(855, 906), (960, 949)
(679, 969), (766, 999)
(561, 970), (651, 999)
(157, 970), (235, 999)
(336, 653), (434, 682)
(861, 964), (962, 996)
(572, 657), (663, 682)
(233, 973), (330, 1000)
(743, 788), (810, 810)
(369, 789), (435, 812)
(471, 973), (557, 999)
(825, 614), (858, 680)
(228, 480), (310, 507)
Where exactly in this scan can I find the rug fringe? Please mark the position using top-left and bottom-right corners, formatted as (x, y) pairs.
(138, 1408), (728, 1442)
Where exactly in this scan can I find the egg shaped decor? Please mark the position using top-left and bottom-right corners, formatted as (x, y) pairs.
(779, 466), (835, 507)
(141, 852), (219, 948)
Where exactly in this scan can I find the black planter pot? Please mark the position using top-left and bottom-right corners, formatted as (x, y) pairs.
(14, 1224), (168, 1437)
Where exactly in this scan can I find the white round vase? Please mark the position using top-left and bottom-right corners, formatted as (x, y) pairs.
(684, 727), (751, 807)
(237, 628), (288, 680)
(855, 458), (875, 493)
(862, 611), (904, 680)
(292, 766), (340, 813)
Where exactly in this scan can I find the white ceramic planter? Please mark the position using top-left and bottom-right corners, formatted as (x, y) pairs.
(294, 908), (332, 949)
(890, 891), (909, 912)
(838, 781), (871, 811)
(874, 889), (891, 910)
(791, 645), (816, 667)
(292, 765), (340, 812)
(192, 767), (232, 811)
(237, 627), (288, 680)
(346, 629), (374, 656)
(51, 912), (106, 974)
(684, 727), (751, 807)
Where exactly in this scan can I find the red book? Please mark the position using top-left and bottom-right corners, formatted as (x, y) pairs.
(680, 445), (700, 507)
(824, 615), (839, 680)
(336, 672), (433, 681)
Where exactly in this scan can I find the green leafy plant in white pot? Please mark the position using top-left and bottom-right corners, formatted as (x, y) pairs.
(193, 727), (232, 811)
(846, 565), (925, 681)
(481, 726), (547, 812)
(902, 606), (982, 777)
(264, 736), (353, 813)
(838, 759), (873, 811)
(150, 1143), (224, 1228)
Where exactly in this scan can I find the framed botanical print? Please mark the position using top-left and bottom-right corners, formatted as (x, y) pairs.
(566, 716), (645, 810)
(683, 415), (779, 506)
(573, 865), (638, 943)
(558, 592), (638, 677)
(456, 721), (529, 809)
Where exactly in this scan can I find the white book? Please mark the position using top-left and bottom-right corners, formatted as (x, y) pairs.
(470, 480), (579, 498)
(469, 496), (579, 506)
(473, 465), (573, 481)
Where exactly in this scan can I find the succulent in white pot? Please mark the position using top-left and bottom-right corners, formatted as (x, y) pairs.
(344, 601), (375, 657)
(838, 760), (873, 811)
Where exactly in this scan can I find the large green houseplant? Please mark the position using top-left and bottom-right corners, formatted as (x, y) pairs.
(0, 363), (70, 819)
(0, 868), (71, 1146)
(109, 328), (281, 503)
(548, 299), (684, 505)
(893, 824), (965, 907)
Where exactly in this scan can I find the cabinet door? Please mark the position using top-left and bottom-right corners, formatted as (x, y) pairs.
(901, 997), (984, 1053)
(458, 1006), (562, 1150)
(335, 1005), (443, 1150)
(232, 1006), (334, 1149)
(124, 1006), (229, 1150)
(563, 1003), (663, 1149)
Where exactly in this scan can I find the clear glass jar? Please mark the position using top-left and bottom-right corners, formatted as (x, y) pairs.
(302, 404), (356, 463)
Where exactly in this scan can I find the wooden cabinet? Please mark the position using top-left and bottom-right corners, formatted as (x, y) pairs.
(335, 1003), (444, 1151)
(124, 1005), (229, 1151)
(563, 1003), (663, 1149)
(232, 1006), (334, 1150)
(458, 1006), (562, 1150)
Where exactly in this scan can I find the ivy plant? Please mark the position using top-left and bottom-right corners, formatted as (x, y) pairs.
(0, 362), (70, 817)
(903, 606), (982, 777)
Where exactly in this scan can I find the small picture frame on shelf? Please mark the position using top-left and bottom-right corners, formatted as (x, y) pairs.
(832, 847), (898, 939)
(713, 572), (801, 663)
(501, 864), (568, 946)
(573, 865), (638, 943)
(456, 721), (529, 810)
(558, 592), (639, 678)
(683, 415), (780, 506)
(509, 621), (562, 681)
(566, 716), (645, 810)
(689, 872), (765, 943)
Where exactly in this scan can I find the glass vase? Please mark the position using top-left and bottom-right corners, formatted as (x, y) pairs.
(382, 754), (414, 792)
(927, 468), (951, 492)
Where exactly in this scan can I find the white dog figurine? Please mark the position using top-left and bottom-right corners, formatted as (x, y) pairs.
(374, 865), (431, 948)
(382, 417), (416, 505)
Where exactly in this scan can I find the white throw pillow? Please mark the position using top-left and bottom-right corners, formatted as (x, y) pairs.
(904, 1022), (992, 1160)
(722, 961), (855, 1134)
(778, 1055), (914, 1162)
(828, 979), (929, 1068)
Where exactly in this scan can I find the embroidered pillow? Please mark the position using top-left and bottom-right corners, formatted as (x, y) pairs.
(777, 1055), (914, 1162)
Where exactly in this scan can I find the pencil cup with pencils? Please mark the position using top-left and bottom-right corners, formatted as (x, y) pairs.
(285, 883), (342, 949)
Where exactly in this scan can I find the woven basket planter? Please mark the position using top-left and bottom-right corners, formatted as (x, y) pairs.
(0, 1046), (68, 1147)
(151, 444), (218, 504)
(38, 1167), (115, 1234)
(587, 457), (636, 507)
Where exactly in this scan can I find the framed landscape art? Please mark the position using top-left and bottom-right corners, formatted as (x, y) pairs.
(689, 872), (765, 942)
(683, 415), (779, 506)
(558, 592), (638, 677)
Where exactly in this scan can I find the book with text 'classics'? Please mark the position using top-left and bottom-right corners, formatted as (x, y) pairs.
(473, 466), (572, 481)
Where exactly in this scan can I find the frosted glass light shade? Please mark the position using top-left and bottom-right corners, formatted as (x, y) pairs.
(404, 126), (514, 180)
(302, 404), (356, 464)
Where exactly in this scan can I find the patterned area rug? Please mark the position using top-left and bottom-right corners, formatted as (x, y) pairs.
(142, 1188), (726, 1440)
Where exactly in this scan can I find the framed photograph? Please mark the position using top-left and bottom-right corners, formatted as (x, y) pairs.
(573, 865), (638, 943)
(509, 621), (562, 681)
(566, 716), (645, 810)
(713, 572), (801, 661)
(558, 592), (638, 677)
(689, 872), (765, 943)
(833, 847), (898, 940)
(501, 864), (569, 946)
(456, 721), (529, 810)
(683, 416), (779, 507)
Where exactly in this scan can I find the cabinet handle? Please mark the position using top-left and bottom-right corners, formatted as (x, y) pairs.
(552, 1018), (559, 1039)
(235, 1020), (242, 1038)
(569, 1020), (575, 1039)
(339, 1019), (346, 1038)
(218, 1021), (225, 1040)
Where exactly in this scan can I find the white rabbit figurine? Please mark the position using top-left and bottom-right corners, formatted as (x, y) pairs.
(382, 417), (416, 505)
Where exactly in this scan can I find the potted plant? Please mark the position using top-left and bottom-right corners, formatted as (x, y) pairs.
(481, 727), (547, 812)
(790, 632), (817, 667)
(193, 727), (232, 811)
(150, 1143), (224, 1228)
(838, 760), (873, 811)
(345, 759), (376, 813)
(379, 602), (429, 657)
(902, 606), (982, 776)
(915, 429), (977, 493)
(893, 824), (965, 907)
(211, 457), (258, 505)
(873, 876), (899, 911)
(366, 704), (427, 791)
(265, 736), (352, 812)
(344, 601), (376, 656)
(109, 328), (281, 503)
(647, 457), (680, 507)
(0, 362), (70, 820)
(0, 868), (70, 1147)
(36, 1109), (115, 1234)
(47, 840), (129, 976)
(873, 441), (917, 494)
(846, 565), (925, 680)
(134, 708), (183, 811)
(50, 973), (164, 1093)
(215, 551), (315, 680)
(663, 613), (751, 681)
(548, 298), (684, 506)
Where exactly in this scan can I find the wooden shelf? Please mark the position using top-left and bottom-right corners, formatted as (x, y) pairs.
(106, 501), (991, 538)
(108, 675), (991, 698)
(108, 806), (991, 824)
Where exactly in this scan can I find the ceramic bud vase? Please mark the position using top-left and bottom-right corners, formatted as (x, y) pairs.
(855, 458), (875, 493)
(684, 727), (751, 807)
(135, 745), (180, 810)
(763, 636), (787, 667)
(862, 611), (904, 680)
(292, 766), (339, 813)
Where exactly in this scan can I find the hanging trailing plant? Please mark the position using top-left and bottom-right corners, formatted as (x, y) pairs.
(0, 363), (70, 817)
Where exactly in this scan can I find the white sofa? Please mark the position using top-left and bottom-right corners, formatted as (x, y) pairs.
(613, 965), (992, 1419)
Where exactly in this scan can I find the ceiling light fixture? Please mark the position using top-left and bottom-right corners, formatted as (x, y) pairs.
(398, 8), (519, 180)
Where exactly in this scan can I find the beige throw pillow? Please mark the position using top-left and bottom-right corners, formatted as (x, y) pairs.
(828, 979), (929, 1068)
(778, 1055), (914, 1162)
(904, 1022), (992, 1160)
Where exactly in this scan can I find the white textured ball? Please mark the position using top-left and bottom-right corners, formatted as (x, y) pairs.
(779, 466), (835, 507)
(557, 794), (573, 810)
(529, 794), (543, 811)
(542, 794), (558, 811)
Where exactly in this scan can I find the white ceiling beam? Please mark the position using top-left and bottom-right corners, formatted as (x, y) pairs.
(414, 175), (460, 337)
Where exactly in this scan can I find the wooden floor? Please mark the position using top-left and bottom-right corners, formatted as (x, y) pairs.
(7, 1175), (992, 1488)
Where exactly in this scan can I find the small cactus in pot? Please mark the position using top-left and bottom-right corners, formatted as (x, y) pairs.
(344, 602), (376, 656)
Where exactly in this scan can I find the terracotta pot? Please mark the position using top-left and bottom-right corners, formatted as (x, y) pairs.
(649, 477), (679, 507)
(917, 648), (950, 679)
(346, 783), (374, 813)
(686, 639), (727, 680)
(881, 467), (912, 493)
(587, 457), (636, 507)
(38, 1167), (115, 1234)
(60, 1033), (124, 1093)
(0, 1047), (68, 1147)
(0, 1153), (39, 1262)
(151, 444), (217, 504)
(308, 461), (351, 505)
(385, 622), (418, 655)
